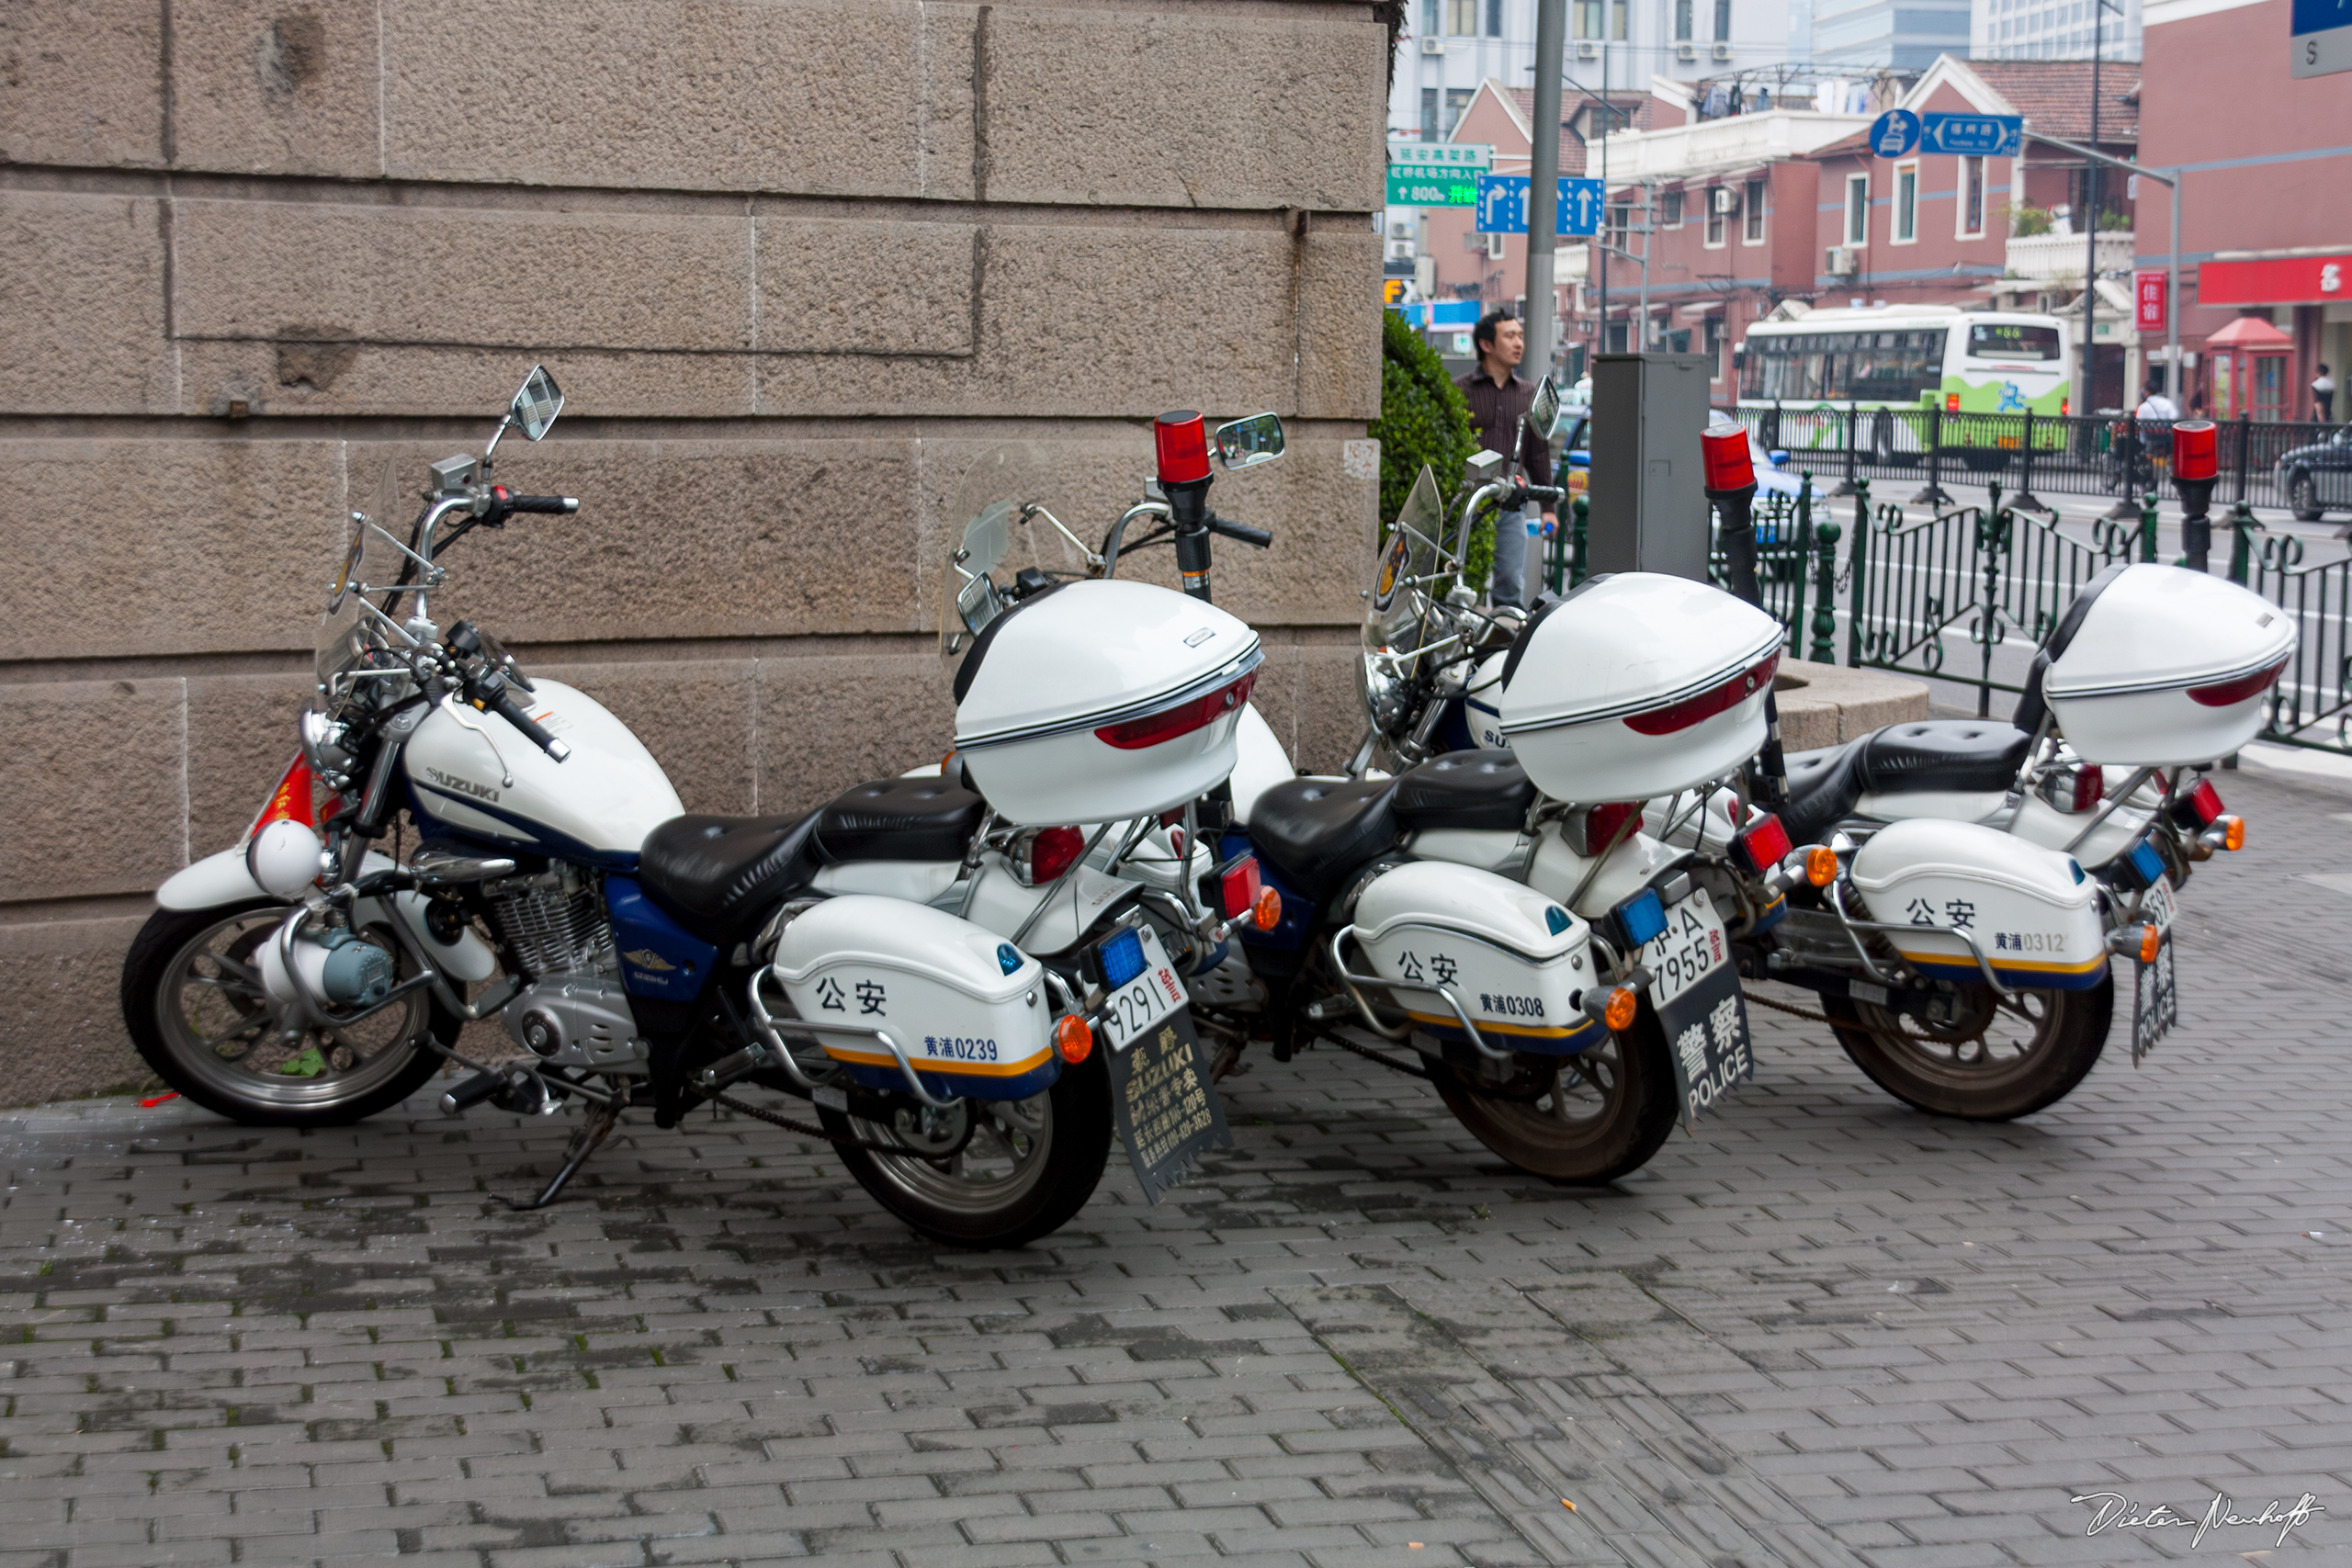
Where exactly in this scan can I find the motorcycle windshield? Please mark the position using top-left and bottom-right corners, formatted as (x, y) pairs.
(939, 444), (1041, 660)
(315, 457), (409, 697)
(1364, 463), (1448, 657)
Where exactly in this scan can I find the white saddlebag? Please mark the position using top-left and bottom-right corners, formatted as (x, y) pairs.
(1347, 862), (1603, 1054)
(954, 580), (1261, 825)
(2041, 564), (2295, 767)
(770, 896), (1057, 1100)
(1849, 819), (2109, 992)
(1499, 573), (1783, 803)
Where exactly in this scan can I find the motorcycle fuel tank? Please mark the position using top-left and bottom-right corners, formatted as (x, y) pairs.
(403, 679), (684, 863)
(954, 580), (1262, 825)
(2041, 566), (2295, 767)
(1498, 574), (1784, 803)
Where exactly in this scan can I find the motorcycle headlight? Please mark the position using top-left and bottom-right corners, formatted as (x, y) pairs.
(300, 705), (356, 788)
(1358, 652), (1405, 731)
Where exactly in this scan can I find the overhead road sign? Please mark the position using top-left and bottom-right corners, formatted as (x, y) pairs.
(2292, 0), (2352, 75)
(1869, 110), (1920, 159)
(1920, 113), (2024, 157)
(1388, 171), (1479, 206)
(1476, 175), (1605, 236)
(1387, 141), (1494, 171)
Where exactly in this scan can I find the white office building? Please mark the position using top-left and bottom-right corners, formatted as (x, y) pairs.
(1389, 0), (1800, 143)
(1970, 0), (2141, 60)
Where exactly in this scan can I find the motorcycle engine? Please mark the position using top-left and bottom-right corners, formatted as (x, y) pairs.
(481, 869), (649, 1074)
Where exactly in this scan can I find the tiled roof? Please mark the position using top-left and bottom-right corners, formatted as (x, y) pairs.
(1963, 60), (2138, 143)
(1504, 85), (1653, 178)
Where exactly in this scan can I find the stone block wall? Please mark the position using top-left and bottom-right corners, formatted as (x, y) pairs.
(0, 0), (1388, 1100)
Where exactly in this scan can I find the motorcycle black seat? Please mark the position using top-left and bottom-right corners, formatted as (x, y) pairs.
(638, 812), (820, 948)
(1776, 720), (2030, 848)
(1249, 777), (1400, 906)
(1860, 720), (2031, 795)
(1778, 741), (1867, 848)
(812, 776), (987, 864)
(1391, 750), (1536, 832)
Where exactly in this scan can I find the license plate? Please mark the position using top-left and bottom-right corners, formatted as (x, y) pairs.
(2138, 874), (2177, 932)
(2131, 877), (2179, 1064)
(1641, 886), (1730, 1010)
(1098, 926), (1188, 1053)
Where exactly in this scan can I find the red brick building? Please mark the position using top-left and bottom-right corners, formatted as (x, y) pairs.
(2140, 0), (2352, 422)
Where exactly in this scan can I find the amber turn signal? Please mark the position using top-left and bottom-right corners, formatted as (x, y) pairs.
(1055, 1014), (1094, 1065)
(2135, 923), (2161, 964)
(2219, 815), (2245, 852)
(1804, 845), (1838, 886)
(1603, 985), (1640, 1032)
(1252, 885), (1283, 931)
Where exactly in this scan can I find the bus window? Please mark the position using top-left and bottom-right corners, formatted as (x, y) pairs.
(1967, 323), (2062, 361)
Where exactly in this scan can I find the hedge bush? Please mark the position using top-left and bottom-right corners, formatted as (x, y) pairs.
(1366, 309), (1489, 585)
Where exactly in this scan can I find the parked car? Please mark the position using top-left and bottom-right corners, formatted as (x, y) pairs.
(2275, 426), (2352, 521)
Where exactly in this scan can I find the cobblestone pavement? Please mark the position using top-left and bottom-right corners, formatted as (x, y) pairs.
(5, 762), (2350, 1568)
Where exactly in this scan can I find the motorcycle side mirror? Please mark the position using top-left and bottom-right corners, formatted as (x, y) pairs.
(510, 365), (565, 440)
(1526, 376), (1562, 442)
(1213, 412), (1285, 470)
(483, 364), (565, 467)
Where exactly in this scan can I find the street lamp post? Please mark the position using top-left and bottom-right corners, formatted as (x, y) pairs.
(1525, 0), (1566, 378)
(2080, 0), (2121, 419)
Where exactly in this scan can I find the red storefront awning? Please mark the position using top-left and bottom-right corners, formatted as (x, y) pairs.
(2199, 252), (2352, 307)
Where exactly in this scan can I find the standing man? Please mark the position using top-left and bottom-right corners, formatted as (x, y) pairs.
(1456, 310), (1557, 609)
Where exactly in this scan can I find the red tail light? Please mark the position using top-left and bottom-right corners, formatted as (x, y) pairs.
(2171, 419), (2218, 481)
(2071, 765), (2104, 812)
(2176, 777), (2224, 828)
(1701, 420), (1753, 491)
(1154, 411), (1212, 485)
(1218, 855), (1263, 919)
(1623, 651), (1780, 737)
(1582, 801), (1642, 857)
(1730, 813), (1792, 875)
(2188, 657), (2288, 707)
(1095, 671), (1257, 750)
(1029, 826), (1084, 884)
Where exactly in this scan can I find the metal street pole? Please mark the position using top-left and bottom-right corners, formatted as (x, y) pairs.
(2082, 2), (2103, 419)
(2025, 126), (2180, 406)
(1599, 44), (1610, 357)
(1525, 0), (1566, 379)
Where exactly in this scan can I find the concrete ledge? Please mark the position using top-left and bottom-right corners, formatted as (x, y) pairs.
(1772, 660), (1931, 753)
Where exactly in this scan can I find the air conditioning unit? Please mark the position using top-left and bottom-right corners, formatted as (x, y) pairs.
(1826, 246), (1858, 276)
(1712, 41), (1734, 60)
(1676, 41), (1698, 60)
(1419, 35), (1448, 54)
(1576, 40), (1600, 59)
(1713, 186), (1737, 214)
(1485, 232), (1508, 259)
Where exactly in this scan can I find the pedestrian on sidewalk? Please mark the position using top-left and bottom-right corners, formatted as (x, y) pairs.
(2313, 363), (2335, 424)
(2136, 374), (2179, 479)
(1456, 310), (1556, 610)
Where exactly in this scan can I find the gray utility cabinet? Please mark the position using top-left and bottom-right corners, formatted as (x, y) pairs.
(1586, 353), (1713, 582)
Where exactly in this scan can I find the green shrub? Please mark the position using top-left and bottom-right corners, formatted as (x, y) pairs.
(1367, 308), (1481, 581)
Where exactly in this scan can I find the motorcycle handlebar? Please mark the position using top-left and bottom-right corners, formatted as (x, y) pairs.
(483, 682), (571, 762)
(507, 494), (577, 515)
(1207, 514), (1272, 548)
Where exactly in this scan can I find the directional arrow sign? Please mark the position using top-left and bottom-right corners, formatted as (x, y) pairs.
(2292, 0), (2352, 75)
(1869, 109), (1921, 159)
(1919, 112), (2023, 157)
(1387, 171), (1480, 206)
(1476, 175), (1606, 236)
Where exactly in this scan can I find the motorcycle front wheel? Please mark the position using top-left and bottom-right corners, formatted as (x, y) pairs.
(821, 1047), (1114, 1249)
(1427, 1004), (1679, 1184)
(1823, 976), (2111, 1121)
(120, 900), (456, 1126)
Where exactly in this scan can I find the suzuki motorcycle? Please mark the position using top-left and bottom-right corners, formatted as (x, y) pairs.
(120, 372), (1278, 1247)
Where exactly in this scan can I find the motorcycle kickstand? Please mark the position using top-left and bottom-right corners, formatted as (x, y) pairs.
(491, 1097), (623, 1212)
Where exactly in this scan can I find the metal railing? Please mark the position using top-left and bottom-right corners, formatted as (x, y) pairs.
(1732, 405), (2352, 516)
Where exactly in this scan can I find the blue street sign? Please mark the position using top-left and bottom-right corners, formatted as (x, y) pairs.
(1869, 109), (1921, 159)
(2292, 0), (2352, 76)
(1476, 175), (1606, 236)
(1920, 112), (2024, 157)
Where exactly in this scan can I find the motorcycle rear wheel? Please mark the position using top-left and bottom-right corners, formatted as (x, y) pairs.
(822, 1048), (1114, 1248)
(1823, 977), (2111, 1121)
(1427, 1004), (1679, 1184)
(121, 900), (456, 1126)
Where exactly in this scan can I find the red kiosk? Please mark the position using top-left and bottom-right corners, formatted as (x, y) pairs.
(2200, 315), (2295, 422)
